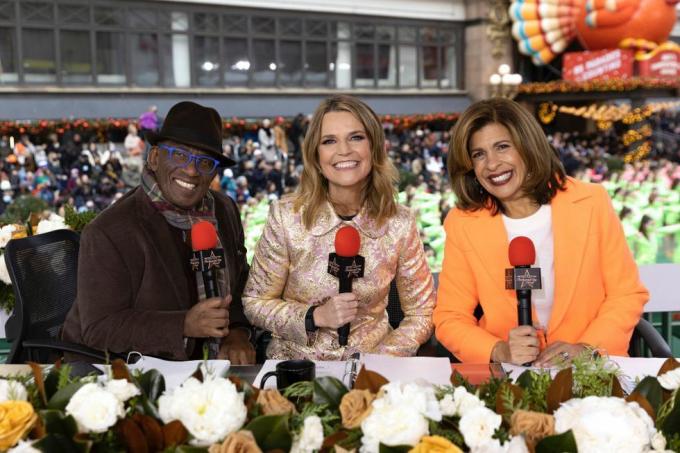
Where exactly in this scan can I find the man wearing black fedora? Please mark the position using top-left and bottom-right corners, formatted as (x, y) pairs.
(63, 101), (255, 363)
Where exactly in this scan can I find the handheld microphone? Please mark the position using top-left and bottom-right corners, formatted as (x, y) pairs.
(505, 236), (542, 327)
(190, 221), (226, 358)
(327, 226), (364, 346)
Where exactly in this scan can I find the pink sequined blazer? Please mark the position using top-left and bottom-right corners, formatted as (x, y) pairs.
(243, 196), (435, 360)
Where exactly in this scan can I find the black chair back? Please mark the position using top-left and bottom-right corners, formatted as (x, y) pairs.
(4, 229), (80, 363)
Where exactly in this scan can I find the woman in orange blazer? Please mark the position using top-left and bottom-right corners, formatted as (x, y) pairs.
(433, 98), (648, 365)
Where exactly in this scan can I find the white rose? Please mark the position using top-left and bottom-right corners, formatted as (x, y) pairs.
(105, 379), (141, 402)
(652, 432), (667, 451)
(0, 380), (28, 402)
(380, 382), (441, 422)
(0, 224), (16, 248)
(158, 376), (247, 446)
(7, 440), (41, 453)
(456, 391), (485, 418)
(360, 401), (429, 453)
(36, 218), (66, 235)
(554, 397), (655, 453)
(471, 436), (529, 453)
(439, 393), (457, 417)
(291, 415), (324, 453)
(0, 254), (11, 285)
(459, 407), (502, 450)
(658, 367), (680, 391)
(66, 383), (125, 433)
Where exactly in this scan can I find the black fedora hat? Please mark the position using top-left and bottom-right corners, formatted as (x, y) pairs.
(146, 101), (235, 167)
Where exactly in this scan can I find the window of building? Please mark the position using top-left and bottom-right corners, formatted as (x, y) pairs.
(194, 35), (220, 87)
(60, 30), (93, 84)
(223, 38), (249, 86)
(22, 28), (56, 83)
(279, 40), (302, 86)
(0, 27), (17, 84)
(96, 32), (126, 85)
(130, 33), (160, 86)
(253, 39), (275, 86)
(305, 41), (327, 87)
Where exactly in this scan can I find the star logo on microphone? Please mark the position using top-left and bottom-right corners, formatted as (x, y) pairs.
(345, 260), (362, 278)
(517, 269), (538, 289)
(328, 258), (340, 275)
(204, 251), (223, 269)
(190, 256), (200, 271)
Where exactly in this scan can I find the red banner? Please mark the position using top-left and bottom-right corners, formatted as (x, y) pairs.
(638, 48), (680, 79)
(563, 49), (635, 82)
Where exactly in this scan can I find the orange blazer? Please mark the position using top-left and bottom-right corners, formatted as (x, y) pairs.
(433, 178), (649, 363)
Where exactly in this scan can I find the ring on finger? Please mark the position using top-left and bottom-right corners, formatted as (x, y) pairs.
(560, 351), (570, 361)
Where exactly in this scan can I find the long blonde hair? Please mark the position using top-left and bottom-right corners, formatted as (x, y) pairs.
(294, 95), (398, 229)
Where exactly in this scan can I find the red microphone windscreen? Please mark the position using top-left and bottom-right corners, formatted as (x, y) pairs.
(335, 226), (361, 257)
(508, 236), (536, 266)
(191, 221), (218, 251)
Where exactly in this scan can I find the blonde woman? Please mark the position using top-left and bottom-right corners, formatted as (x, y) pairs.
(243, 95), (435, 360)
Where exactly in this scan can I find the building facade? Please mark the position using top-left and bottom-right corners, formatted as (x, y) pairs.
(0, 0), (473, 119)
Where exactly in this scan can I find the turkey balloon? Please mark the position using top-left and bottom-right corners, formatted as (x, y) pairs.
(509, 0), (680, 65)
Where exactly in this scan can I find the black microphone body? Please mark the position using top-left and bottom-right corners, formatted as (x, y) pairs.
(505, 264), (542, 366)
(328, 253), (365, 346)
(190, 248), (226, 358)
(515, 265), (533, 327)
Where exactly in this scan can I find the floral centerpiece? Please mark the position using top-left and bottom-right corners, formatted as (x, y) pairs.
(0, 353), (679, 453)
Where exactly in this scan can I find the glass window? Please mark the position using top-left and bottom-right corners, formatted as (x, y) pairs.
(398, 45), (416, 87)
(336, 22), (351, 40)
(279, 40), (302, 86)
(420, 27), (438, 44)
(333, 41), (351, 89)
(21, 2), (53, 25)
(0, 27), (16, 83)
(280, 18), (301, 37)
(252, 17), (275, 36)
(96, 31), (126, 85)
(305, 41), (326, 87)
(22, 28), (55, 83)
(194, 36), (220, 87)
(60, 30), (92, 84)
(440, 29), (457, 45)
(172, 12), (189, 32)
(0, 1), (15, 23)
(355, 23), (374, 40)
(223, 38), (248, 86)
(253, 39), (275, 85)
(58, 4), (89, 26)
(398, 26), (417, 42)
(355, 43), (374, 87)
(163, 33), (190, 87)
(376, 44), (395, 87)
(128, 9), (157, 29)
(194, 13), (219, 34)
(223, 14), (247, 35)
(305, 19), (327, 38)
(440, 46), (457, 88)
(376, 25), (395, 41)
(130, 33), (159, 86)
(420, 45), (438, 87)
(94, 7), (123, 26)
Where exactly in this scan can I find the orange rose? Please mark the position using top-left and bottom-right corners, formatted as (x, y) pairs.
(409, 436), (463, 453)
(0, 401), (38, 450)
(209, 430), (262, 453)
(339, 389), (375, 429)
(256, 389), (296, 416)
(510, 409), (555, 449)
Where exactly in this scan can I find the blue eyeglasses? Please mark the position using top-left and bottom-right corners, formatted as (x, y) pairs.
(158, 144), (220, 175)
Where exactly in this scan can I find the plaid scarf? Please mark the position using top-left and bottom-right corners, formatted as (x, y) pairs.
(142, 167), (230, 302)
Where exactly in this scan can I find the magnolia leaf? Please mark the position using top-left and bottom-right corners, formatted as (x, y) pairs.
(33, 433), (91, 453)
(135, 395), (162, 421)
(137, 369), (166, 402)
(354, 366), (388, 393)
(163, 420), (189, 448)
(611, 376), (624, 398)
(244, 414), (293, 451)
(547, 368), (573, 414)
(112, 359), (134, 382)
(495, 382), (523, 417)
(29, 362), (48, 407)
(378, 444), (411, 453)
(626, 392), (656, 421)
(116, 418), (149, 453)
(450, 370), (467, 387)
(132, 413), (164, 452)
(322, 430), (349, 451)
(39, 410), (79, 438)
(631, 376), (665, 412)
(230, 375), (260, 413)
(657, 358), (680, 377)
(661, 387), (680, 436)
(173, 447), (210, 453)
(43, 367), (62, 401)
(313, 377), (349, 408)
(516, 370), (535, 390)
(535, 430), (577, 453)
(47, 381), (86, 411)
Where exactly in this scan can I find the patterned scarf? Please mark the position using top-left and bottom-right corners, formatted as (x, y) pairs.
(142, 168), (230, 300)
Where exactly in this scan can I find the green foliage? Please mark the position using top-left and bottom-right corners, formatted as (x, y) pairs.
(63, 203), (97, 233)
(571, 350), (620, 398)
(0, 280), (15, 315)
(337, 428), (363, 450)
(477, 375), (510, 410)
(535, 430), (578, 453)
(291, 402), (341, 437)
(517, 370), (551, 413)
(283, 381), (314, 400)
(428, 418), (465, 448)
(666, 433), (680, 452)
(245, 414), (293, 451)
(312, 377), (348, 409)
(0, 195), (48, 225)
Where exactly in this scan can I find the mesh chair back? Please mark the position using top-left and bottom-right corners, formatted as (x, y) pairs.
(4, 229), (80, 363)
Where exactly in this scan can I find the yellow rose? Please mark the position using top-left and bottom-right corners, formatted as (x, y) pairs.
(510, 409), (555, 449)
(0, 401), (38, 450)
(255, 389), (296, 416)
(409, 436), (463, 453)
(10, 226), (27, 240)
(339, 389), (375, 429)
(209, 430), (262, 453)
